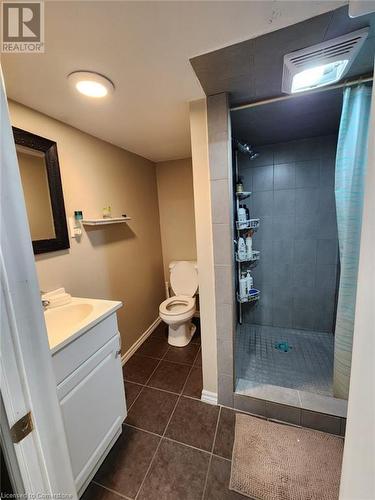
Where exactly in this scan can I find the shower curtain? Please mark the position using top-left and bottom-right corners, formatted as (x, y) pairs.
(333, 84), (372, 400)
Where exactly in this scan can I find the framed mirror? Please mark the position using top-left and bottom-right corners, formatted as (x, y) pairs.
(13, 127), (70, 254)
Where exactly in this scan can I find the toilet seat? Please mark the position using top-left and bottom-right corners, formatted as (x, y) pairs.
(159, 295), (195, 317)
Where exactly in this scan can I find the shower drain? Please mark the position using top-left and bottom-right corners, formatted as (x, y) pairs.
(274, 341), (293, 353)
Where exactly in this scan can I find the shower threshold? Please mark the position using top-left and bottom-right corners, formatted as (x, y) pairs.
(235, 378), (347, 418)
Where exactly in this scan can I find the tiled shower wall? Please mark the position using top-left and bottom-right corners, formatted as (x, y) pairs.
(239, 135), (339, 332)
(207, 93), (236, 407)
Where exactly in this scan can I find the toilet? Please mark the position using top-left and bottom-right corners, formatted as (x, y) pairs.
(159, 261), (198, 347)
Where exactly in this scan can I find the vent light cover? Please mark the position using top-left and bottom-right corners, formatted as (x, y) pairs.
(282, 28), (369, 94)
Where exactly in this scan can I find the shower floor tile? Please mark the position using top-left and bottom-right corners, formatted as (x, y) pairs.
(236, 324), (334, 396)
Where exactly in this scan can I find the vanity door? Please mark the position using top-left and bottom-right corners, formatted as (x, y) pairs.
(56, 334), (126, 494)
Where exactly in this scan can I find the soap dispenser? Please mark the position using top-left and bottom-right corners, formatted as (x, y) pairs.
(69, 211), (83, 239)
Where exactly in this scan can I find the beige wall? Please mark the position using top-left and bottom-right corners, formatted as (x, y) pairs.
(189, 99), (218, 396)
(9, 100), (165, 353)
(156, 158), (196, 280)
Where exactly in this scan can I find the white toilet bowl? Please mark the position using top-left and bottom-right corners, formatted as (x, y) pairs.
(159, 261), (198, 347)
(159, 296), (196, 347)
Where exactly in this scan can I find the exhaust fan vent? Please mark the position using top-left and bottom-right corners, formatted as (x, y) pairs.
(282, 28), (369, 94)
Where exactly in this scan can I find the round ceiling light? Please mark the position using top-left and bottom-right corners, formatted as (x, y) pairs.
(68, 71), (114, 98)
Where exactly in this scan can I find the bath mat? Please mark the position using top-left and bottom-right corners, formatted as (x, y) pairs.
(230, 414), (343, 500)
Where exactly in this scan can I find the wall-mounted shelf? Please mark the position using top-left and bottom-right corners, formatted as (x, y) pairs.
(236, 191), (251, 201)
(237, 289), (260, 304)
(81, 217), (131, 226)
(236, 218), (260, 231)
(235, 250), (260, 263)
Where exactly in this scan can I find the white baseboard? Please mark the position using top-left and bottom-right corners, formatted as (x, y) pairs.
(201, 389), (218, 406)
(121, 317), (162, 366)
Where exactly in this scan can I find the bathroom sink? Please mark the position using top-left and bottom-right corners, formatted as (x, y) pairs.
(44, 297), (122, 353)
(45, 303), (93, 334)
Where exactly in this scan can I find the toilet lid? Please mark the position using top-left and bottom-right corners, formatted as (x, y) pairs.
(170, 261), (198, 297)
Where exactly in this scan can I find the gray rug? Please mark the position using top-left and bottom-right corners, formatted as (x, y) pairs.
(230, 414), (343, 500)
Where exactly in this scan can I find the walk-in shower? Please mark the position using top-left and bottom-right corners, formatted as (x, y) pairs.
(191, 2), (374, 431)
(234, 132), (339, 400)
(231, 81), (372, 411)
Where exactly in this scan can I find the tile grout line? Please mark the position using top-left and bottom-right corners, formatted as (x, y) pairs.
(131, 352), (200, 367)
(126, 387), (143, 413)
(125, 352), (202, 406)
(91, 481), (132, 500)
(125, 340), (172, 412)
(123, 421), (232, 461)
(133, 395), (179, 499)
(212, 452), (231, 462)
(124, 327), (201, 409)
(201, 405), (222, 500)
(125, 380), (203, 401)
(163, 436), (211, 456)
(133, 338), (200, 499)
(124, 350), (168, 416)
(123, 422), (214, 456)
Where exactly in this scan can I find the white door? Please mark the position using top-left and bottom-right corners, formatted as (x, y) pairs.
(0, 69), (77, 498)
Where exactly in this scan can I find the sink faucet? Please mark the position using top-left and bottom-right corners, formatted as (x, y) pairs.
(40, 291), (50, 310)
(42, 299), (50, 310)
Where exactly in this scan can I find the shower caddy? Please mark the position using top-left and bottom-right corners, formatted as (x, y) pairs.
(234, 151), (260, 324)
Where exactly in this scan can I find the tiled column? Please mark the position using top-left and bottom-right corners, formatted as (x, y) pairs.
(207, 93), (236, 407)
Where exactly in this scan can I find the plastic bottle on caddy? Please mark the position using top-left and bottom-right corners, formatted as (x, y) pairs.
(246, 270), (253, 294)
(246, 234), (253, 260)
(238, 205), (247, 228)
(239, 273), (247, 300)
(237, 237), (247, 260)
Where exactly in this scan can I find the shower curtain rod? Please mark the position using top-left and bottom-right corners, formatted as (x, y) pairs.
(230, 75), (373, 112)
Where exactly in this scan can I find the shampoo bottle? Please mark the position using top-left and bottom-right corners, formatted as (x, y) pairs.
(246, 234), (253, 260)
(246, 270), (253, 293)
(238, 205), (247, 228)
(238, 237), (247, 260)
(239, 273), (247, 300)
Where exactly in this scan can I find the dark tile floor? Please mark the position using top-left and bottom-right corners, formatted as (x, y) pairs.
(82, 320), (247, 500)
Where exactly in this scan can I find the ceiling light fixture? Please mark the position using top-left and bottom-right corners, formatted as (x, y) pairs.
(68, 71), (114, 98)
(282, 28), (369, 94)
(291, 60), (348, 93)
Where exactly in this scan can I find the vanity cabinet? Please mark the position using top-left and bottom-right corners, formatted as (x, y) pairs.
(52, 313), (126, 497)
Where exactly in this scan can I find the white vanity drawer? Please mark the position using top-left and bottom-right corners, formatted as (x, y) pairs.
(57, 334), (126, 493)
(52, 313), (119, 385)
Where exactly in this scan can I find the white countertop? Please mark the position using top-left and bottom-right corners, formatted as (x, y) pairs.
(45, 297), (122, 354)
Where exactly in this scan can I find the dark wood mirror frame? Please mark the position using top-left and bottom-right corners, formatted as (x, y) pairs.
(13, 127), (70, 255)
